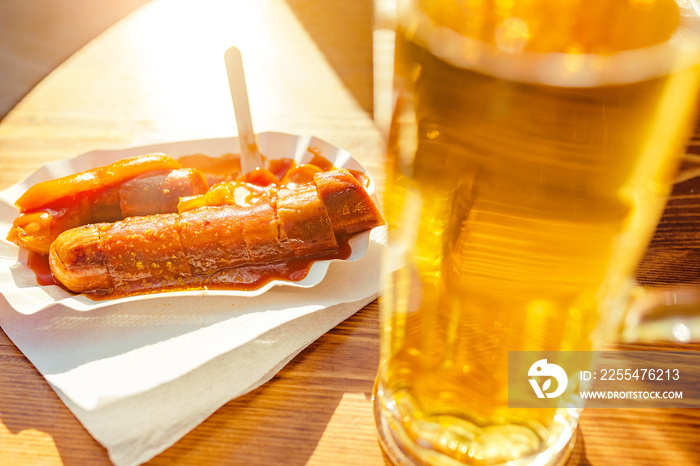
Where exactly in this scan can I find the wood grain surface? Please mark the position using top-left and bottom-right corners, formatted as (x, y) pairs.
(0, 0), (152, 120)
(1, 0), (699, 465)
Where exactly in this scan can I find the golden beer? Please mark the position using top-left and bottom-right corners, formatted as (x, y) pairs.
(375, 0), (700, 464)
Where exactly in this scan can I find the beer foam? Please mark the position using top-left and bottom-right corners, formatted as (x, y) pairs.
(399, 6), (700, 88)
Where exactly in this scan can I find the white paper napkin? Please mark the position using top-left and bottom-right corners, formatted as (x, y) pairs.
(0, 226), (385, 466)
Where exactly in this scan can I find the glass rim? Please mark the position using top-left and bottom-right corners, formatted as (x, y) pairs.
(397, 2), (700, 88)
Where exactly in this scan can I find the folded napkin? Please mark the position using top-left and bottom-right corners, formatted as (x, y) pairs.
(0, 226), (385, 466)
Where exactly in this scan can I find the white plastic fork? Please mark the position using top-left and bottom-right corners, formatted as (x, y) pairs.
(224, 46), (264, 174)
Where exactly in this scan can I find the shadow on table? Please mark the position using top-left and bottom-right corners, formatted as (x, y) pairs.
(0, 0), (153, 122)
(567, 429), (592, 466)
(284, 0), (375, 118)
(0, 326), (111, 464)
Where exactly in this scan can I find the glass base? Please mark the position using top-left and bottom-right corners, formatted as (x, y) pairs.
(374, 381), (579, 466)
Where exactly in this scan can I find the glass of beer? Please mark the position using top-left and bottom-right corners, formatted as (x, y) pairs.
(374, 0), (700, 464)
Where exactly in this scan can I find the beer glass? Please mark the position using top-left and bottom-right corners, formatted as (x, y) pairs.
(374, 0), (700, 464)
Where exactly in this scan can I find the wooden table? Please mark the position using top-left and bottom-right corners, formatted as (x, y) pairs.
(1, 1), (699, 464)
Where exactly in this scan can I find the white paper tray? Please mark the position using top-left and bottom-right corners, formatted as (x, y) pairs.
(0, 132), (377, 314)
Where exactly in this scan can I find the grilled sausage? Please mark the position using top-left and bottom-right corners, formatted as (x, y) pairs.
(49, 169), (383, 294)
(8, 163), (208, 254)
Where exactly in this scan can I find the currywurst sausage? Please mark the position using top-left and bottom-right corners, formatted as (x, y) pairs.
(49, 169), (384, 294)
(7, 155), (209, 254)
